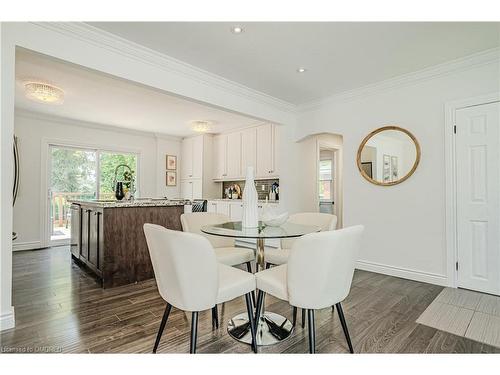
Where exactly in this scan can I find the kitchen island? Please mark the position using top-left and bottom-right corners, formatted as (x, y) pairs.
(70, 199), (187, 288)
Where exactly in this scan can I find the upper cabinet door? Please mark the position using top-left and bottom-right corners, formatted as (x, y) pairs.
(241, 127), (257, 177)
(191, 135), (203, 179)
(213, 135), (227, 179)
(256, 124), (275, 178)
(181, 137), (193, 180)
(226, 132), (242, 179)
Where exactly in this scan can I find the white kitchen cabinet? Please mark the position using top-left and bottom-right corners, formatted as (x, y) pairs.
(213, 135), (227, 180)
(241, 127), (257, 176)
(180, 179), (203, 200)
(216, 201), (230, 216)
(226, 132), (241, 179)
(181, 137), (193, 180)
(213, 124), (278, 181)
(181, 135), (204, 180)
(191, 135), (203, 179)
(256, 124), (276, 178)
(180, 135), (218, 200)
(230, 201), (244, 220)
(180, 180), (192, 200)
(207, 200), (217, 213)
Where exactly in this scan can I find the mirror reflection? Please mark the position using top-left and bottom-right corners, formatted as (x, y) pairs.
(357, 127), (420, 186)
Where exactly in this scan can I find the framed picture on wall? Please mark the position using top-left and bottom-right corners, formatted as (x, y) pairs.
(166, 171), (176, 186)
(166, 155), (177, 170)
(391, 156), (399, 181)
(383, 154), (391, 182)
(361, 162), (373, 178)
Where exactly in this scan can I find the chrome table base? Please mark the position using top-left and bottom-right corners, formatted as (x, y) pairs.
(228, 311), (293, 346)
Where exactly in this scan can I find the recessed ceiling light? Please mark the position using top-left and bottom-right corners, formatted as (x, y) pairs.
(297, 67), (307, 73)
(230, 26), (244, 34)
(24, 82), (64, 104)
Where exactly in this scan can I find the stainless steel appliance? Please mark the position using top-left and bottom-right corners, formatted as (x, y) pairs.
(70, 204), (81, 260)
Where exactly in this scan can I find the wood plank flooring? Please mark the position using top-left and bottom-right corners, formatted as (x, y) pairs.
(1, 246), (499, 354)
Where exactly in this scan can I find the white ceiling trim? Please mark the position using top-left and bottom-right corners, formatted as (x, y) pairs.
(298, 47), (500, 112)
(32, 22), (296, 114)
(27, 23), (500, 116)
(15, 108), (182, 141)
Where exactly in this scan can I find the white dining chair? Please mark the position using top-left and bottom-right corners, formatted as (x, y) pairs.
(144, 223), (258, 353)
(264, 212), (338, 267)
(254, 225), (364, 353)
(181, 212), (257, 328)
(181, 213), (255, 269)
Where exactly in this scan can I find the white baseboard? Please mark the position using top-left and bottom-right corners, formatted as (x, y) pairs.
(0, 307), (15, 331)
(12, 241), (42, 251)
(356, 259), (449, 287)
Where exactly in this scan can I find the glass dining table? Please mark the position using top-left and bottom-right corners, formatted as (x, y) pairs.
(201, 220), (320, 346)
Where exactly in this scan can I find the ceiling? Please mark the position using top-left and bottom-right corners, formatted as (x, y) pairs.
(89, 22), (500, 105)
(15, 49), (261, 137)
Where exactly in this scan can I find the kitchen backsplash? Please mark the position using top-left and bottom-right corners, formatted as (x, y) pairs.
(222, 179), (279, 201)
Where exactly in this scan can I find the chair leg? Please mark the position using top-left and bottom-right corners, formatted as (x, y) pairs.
(153, 303), (172, 353)
(292, 306), (298, 327)
(301, 308), (306, 328)
(336, 302), (354, 353)
(190, 311), (199, 354)
(307, 309), (316, 354)
(245, 262), (256, 306)
(245, 292), (258, 353)
(254, 290), (265, 323)
(211, 305), (219, 329)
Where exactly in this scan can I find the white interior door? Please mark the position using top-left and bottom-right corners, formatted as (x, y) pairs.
(456, 101), (500, 295)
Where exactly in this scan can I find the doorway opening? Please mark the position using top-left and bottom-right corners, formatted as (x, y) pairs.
(294, 132), (343, 227)
(318, 148), (335, 215)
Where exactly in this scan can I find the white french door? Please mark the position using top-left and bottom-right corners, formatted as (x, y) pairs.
(456, 101), (500, 295)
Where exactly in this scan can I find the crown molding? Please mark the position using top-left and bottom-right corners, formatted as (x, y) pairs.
(31, 22), (297, 115)
(15, 108), (182, 141)
(298, 47), (500, 112)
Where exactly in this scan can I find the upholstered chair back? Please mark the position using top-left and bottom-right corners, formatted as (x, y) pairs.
(281, 213), (338, 249)
(181, 212), (235, 248)
(287, 225), (364, 309)
(144, 224), (218, 311)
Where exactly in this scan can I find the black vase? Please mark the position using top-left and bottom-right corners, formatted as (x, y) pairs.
(115, 182), (125, 201)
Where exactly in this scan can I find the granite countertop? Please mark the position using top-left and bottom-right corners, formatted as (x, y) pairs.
(69, 198), (189, 208)
(210, 198), (280, 204)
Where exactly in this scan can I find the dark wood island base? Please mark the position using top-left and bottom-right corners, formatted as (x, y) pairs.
(71, 201), (185, 288)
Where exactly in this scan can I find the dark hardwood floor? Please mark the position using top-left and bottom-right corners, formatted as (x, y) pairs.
(1, 246), (498, 354)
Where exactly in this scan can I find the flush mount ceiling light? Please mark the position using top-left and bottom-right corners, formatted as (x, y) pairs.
(191, 120), (212, 133)
(230, 26), (244, 34)
(296, 67), (307, 73)
(24, 82), (64, 104)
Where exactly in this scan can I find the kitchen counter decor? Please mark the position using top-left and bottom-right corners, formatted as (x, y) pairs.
(242, 167), (259, 228)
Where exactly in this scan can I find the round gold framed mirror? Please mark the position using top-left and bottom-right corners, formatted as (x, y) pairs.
(357, 126), (421, 186)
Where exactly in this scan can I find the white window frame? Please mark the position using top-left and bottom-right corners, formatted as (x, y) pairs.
(41, 138), (141, 247)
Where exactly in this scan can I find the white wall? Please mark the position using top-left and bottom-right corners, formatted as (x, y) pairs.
(13, 111), (182, 250)
(156, 136), (182, 199)
(294, 60), (500, 286)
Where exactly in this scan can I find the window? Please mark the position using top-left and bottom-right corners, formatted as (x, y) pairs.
(49, 145), (138, 242)
(318, 159), (333, 201)
(99, 151), (137, 200)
